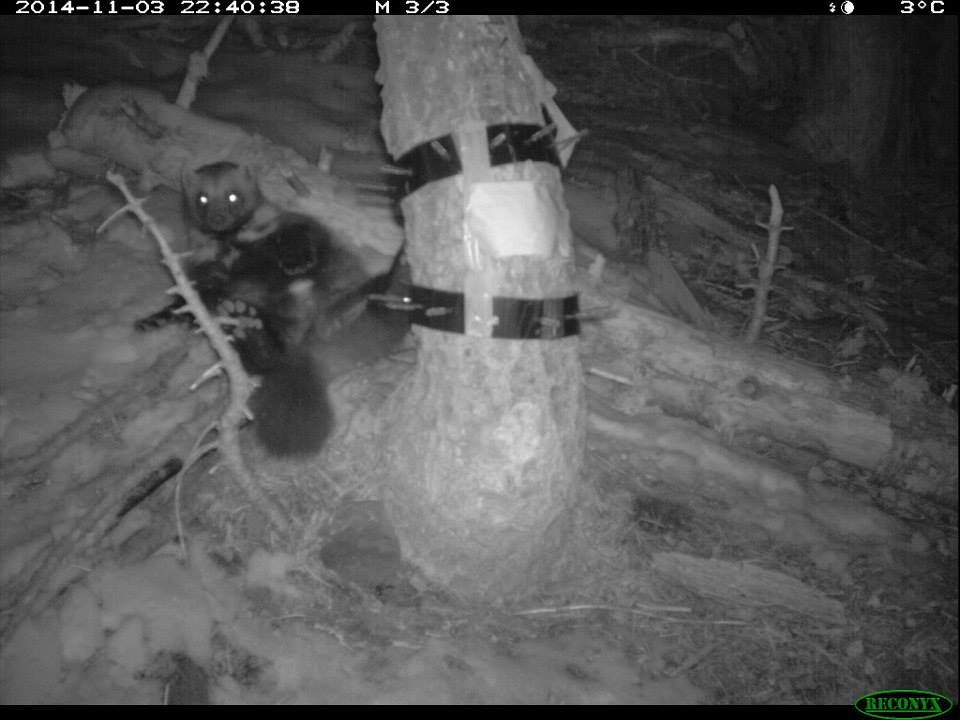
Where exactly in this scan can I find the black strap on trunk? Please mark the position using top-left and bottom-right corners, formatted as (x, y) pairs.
(395, 285), (579, 340)
(396, 122), (560, 198)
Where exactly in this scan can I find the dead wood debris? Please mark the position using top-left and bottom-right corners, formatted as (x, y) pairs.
(104, 172), (292, 540)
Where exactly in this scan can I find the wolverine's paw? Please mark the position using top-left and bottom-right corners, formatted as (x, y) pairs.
(216, 298), (282, 372)
(216, 298), (264, 340)
(134, 311), (170, 332)
(135, 301), (186, 332)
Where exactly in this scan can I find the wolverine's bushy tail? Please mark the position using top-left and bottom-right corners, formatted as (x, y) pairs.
(249, 349), (332, 456)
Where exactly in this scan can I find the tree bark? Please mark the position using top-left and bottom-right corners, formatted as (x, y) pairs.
(786, 17), (901, 177)
(375, 17), (585, 599)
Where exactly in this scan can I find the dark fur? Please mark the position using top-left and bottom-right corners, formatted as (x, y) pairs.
(182, 161), (261, 236)
(138, 162), (408, 457)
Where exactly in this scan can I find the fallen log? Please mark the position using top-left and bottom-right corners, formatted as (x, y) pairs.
(578, 265), (957, 502)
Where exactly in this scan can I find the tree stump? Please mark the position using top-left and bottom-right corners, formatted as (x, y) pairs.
(374, 16), (585, 599)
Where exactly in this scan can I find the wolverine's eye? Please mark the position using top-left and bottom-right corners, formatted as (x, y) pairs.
(227, 192), (240, 205)
(198, 193), (209, 206)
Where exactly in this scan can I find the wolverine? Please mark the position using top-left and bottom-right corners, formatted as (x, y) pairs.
(137, 162), (408, 456)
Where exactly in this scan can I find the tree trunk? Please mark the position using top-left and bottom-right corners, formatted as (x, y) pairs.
(786, 17), (901, 178)
(374, 17), (584, 599)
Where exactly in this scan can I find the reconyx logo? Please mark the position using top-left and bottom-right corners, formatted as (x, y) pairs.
(855, 690), (954, 719)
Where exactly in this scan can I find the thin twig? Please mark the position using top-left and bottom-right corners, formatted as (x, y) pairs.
(514, 602), (692, 617)
(745, 184), (792, 345)
(176, 17), (235, 109)
(105, 171), (291, 536)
